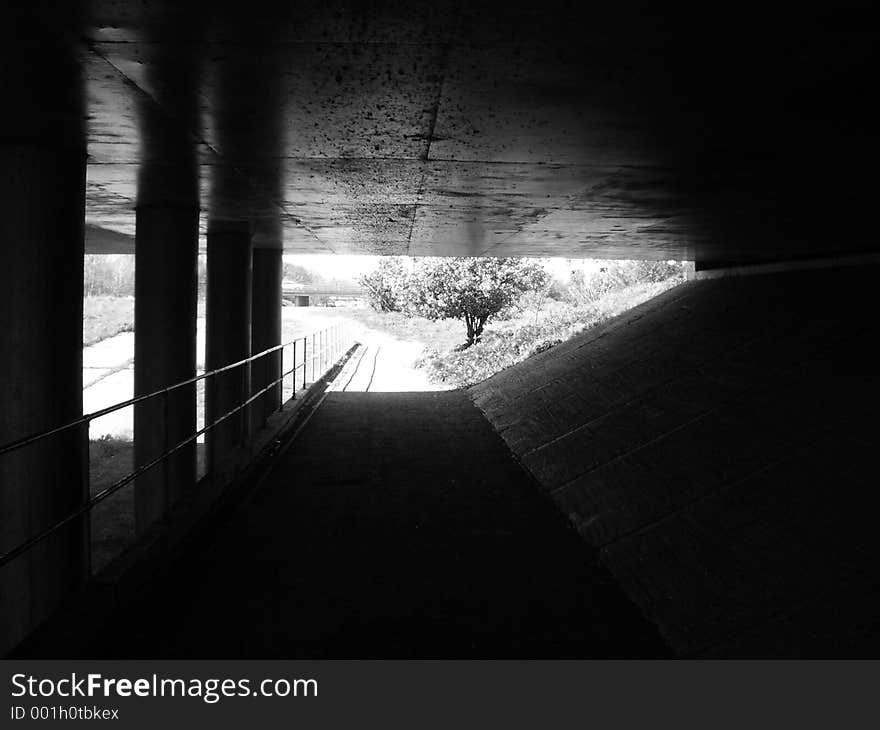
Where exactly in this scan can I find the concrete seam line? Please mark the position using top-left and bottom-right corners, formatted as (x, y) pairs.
(342, 344), (369, 392)
(365, 345), (381, 392)
(693, 252), (880, 280)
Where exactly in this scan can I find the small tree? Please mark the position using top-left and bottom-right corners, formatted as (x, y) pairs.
(361, 257), (549, 347)
(407, 258), (548, 348)
(359, 258), (548, 349)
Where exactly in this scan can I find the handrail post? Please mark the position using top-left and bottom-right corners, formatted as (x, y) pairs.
(302, 336), (307, 389)
(286, 342), (293, 407)
(81, 419), (92, 578)
(240, 360), (248, 443)
(162, 388), (170, 523)
(208, 372), (216, 476)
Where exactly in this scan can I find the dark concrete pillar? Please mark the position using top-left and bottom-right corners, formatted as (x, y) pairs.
(0, 148), (87, 655)
(206, 223), (252, 471)
(128, 3), (201, 533)
(0, 20), (87, 653)
(251, 248), (283, 429)
(134, 206), (199, 533)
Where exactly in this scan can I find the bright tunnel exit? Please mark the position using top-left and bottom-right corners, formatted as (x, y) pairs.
(280, 254), (692, 392)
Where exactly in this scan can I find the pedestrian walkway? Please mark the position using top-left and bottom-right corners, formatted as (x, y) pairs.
(331, 339), (447, 393)
(82, 321), (208, 439)
(82, 331), (134, 387)
(18, 390), (668, 658)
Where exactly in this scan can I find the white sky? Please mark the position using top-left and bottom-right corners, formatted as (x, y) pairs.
(284, 254), (382, 280)
(283, 254), (608, 281)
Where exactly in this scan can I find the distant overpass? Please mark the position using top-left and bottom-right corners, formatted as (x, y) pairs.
(282, 281), (364, 305)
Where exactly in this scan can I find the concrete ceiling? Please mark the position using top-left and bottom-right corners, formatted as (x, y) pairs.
(14, 1), (877, 264)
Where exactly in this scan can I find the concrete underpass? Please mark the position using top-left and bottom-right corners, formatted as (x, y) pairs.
(1, 1), (877, 658)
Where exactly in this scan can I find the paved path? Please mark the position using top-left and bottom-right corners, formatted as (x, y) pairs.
(283, 306), (448, 393)
(82, 331), (135, 387)
(25, 390), (668, 658)
(332, 339), (447, 393)
(82, 308), (439, 438)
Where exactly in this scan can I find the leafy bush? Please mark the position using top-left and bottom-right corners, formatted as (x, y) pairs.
(565, 260), (687, 305)
(359, 258), (409, 312)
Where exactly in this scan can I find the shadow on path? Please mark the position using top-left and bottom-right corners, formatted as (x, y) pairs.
(19, 391), (668, 658)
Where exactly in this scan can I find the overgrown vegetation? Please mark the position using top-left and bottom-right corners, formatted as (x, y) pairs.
(422, 260), (688, 386)
(83, 255), (135, 346)
(565, 260), (685, 303)
(416, 278), (683, 387)
(84, 255), (134, 297)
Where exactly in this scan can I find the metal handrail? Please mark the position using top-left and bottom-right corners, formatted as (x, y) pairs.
(0, 327), (342, 458)
(0, 322), (348, 569)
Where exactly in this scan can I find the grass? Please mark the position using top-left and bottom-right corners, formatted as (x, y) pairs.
(89, 435), (134, 572)
(88, 434), (209, 573)
(83, 296), (134, 346)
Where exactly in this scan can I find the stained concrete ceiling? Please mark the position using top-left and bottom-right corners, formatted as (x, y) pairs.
(15, 1), (877, 264)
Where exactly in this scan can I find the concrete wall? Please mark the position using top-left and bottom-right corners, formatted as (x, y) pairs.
(471, 265), (880, 657)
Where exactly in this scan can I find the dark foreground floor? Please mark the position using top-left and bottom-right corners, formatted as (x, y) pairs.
(18, 391), (668, 658)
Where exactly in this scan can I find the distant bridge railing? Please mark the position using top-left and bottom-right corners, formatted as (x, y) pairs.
(0, 323), (351, 572)
(282, 281), (364, 298)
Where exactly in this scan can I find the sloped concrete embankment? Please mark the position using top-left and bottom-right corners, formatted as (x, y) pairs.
(471, 266), (880, 657)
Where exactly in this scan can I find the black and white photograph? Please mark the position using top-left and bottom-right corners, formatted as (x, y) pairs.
(1, 0), (878, 722)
